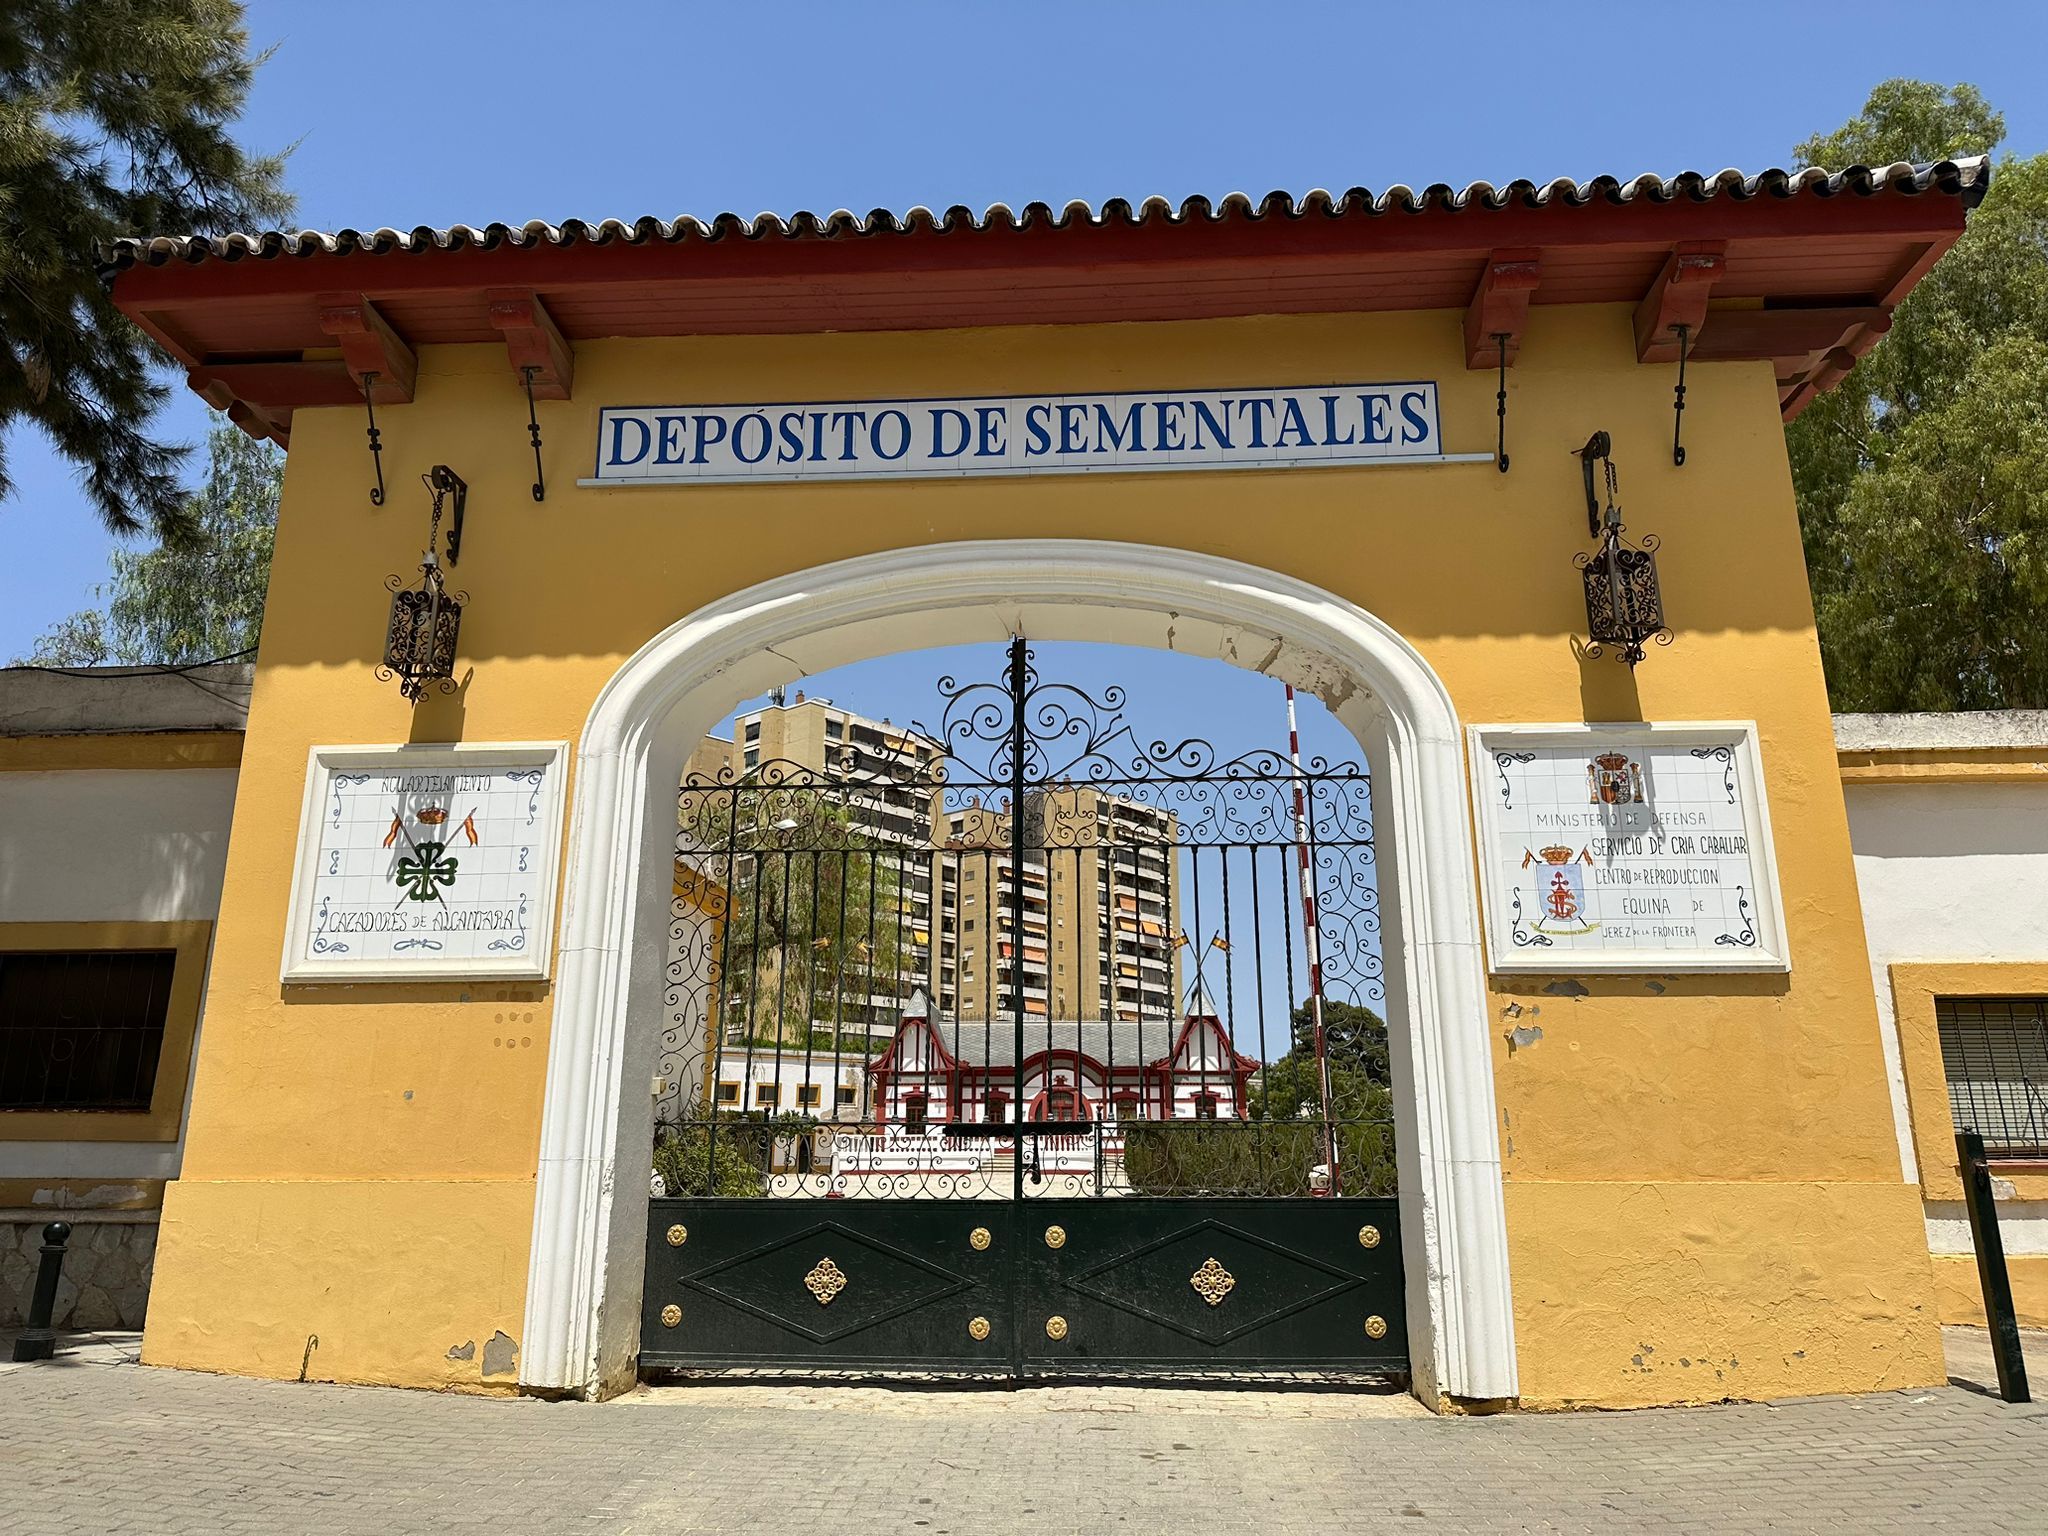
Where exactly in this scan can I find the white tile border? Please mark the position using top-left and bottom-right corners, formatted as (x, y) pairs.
(1467, 722), (1791, 975)
(280, 741), (568, 983)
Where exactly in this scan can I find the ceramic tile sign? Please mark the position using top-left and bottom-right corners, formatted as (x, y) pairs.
(1469, 724), (1789, 974)
(585, 383), (1471, 486)
(282, 742), (568, 982)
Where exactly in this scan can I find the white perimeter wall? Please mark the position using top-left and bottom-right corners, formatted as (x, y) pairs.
(1846, 779), (2048, 1253)
(0, 766), (239, 1184)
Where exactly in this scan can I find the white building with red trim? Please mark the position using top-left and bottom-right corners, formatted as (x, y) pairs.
(866, 989), (1254, 1131)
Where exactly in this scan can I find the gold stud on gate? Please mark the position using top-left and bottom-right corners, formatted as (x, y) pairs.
(968, 1316), (992, 1341)
(969, 1226), (992, 1252)
(1365, 1315), (1389, 1340)
(666, 1224), (688, 1247)
(1044, 1225), (1066, 1250)
(1358, 1225), (1381, 1249)
(659, 1304), (681, 1328)
(1045, 1315), (1069, 1340)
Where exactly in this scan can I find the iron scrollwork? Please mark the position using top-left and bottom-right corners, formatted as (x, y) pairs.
(652, 642), (1390, 1205)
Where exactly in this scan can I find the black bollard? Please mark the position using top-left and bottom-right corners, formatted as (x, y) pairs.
(10, 1221), (72, 1363)
(1957, 1130), (2031, 1403)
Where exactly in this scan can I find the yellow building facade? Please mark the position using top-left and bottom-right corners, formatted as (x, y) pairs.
(107, 159), (1988, 1409)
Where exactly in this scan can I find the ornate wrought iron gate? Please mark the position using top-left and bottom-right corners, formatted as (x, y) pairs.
(642, 641), (1404, 1378)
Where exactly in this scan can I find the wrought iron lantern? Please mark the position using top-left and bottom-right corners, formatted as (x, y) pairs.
(1574, 432), (1669, 667)
(379, 466), (469, 702)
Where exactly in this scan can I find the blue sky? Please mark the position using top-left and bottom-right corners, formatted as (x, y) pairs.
(5, 0), (2043, 663)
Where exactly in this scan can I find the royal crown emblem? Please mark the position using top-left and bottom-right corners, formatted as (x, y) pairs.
(1587, 751), (1645, 806)
(414, 806), (449, 825)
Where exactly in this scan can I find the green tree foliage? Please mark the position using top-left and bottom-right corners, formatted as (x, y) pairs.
(19, 424), (281, 664)
(1122, 996), (1398, 1197)
(1788, 81), (2048, 709)
(682, 783), (908, 1048)
(651, 1121), (766, 1198)
(1, 1), (289, 539)
(1285, 997), (1389, 1086)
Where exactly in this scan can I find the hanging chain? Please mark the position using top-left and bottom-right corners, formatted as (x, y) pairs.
(421, 470), (447, 572)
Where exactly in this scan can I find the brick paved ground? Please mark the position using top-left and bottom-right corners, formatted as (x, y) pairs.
(2, 1333), (2044, 1534)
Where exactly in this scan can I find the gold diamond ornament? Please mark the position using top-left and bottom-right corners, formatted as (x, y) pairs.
(803, 1257), (848, 1306)
(1044, 1225), (1066, 1249)
(1189, 1257), (1236, 1307)
(1045, 1315), (1069, 1340)
(968, 1316), (991, 1341)
(1365, 1314), (1389, 1339)
(666, 1223), (688, 1247)
(659, 1304), (682, 1328)
(1357, 1225), (1380, 1249)
(969, 1226), (992, 1251)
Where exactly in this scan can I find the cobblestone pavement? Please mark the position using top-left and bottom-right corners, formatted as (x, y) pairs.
(2, 1335), (2044, 1534)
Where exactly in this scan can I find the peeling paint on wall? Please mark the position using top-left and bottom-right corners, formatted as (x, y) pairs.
(1542, 979), (1589, 998)
(481, 1330), (517, 1377)
(445, 1339), (475, 1361)
(1506, 1024), (1544, 1053)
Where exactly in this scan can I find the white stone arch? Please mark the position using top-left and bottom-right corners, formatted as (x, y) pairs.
(521, 539), (1515, 1406)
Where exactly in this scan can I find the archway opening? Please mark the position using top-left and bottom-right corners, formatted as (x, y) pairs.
(522, 540), (1513, 1409)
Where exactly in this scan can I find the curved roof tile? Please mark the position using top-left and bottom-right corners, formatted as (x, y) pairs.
(98, 158), (1990, 273)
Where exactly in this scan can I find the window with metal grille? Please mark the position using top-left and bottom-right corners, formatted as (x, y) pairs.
(1937, 997), (2048, 1158)
(0, 950), (176, 1112)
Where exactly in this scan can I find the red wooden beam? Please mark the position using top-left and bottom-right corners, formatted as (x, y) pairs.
(316, 294), (416, 403)
(1634, 242), (1726, 363)
(1463, 249), (1541, 370)
(186, 369), (290, 447)
(1686, 306), (1890, 363)
(485, 289), (575, 399)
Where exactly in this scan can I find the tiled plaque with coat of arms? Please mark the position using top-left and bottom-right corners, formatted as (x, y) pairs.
(281, 742), (568, 982)
(1468, 724), (1789, 974)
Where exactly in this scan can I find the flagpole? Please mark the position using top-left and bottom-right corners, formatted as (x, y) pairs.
(1286, 685), (1340, 1195)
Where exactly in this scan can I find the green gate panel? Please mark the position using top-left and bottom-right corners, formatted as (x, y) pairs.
(642, 1197), (1404, 1377)
(643, 1199), (1014, 1371)
(1019, 1198), (1403, 1373)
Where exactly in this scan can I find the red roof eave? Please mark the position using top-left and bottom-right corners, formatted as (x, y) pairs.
(107, 159), (1987, 442)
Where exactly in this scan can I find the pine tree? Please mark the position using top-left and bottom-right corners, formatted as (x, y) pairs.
(0, 1), (288, 541)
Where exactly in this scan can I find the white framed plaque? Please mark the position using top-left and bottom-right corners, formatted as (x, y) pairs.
(282, 742), (568, 983)
(1469, 723), (1789, 975)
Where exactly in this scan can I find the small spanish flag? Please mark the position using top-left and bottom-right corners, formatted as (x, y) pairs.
(1173, 931), (1191, 950)
(812, 936), (833, 951)
(1210, 935), (1231, 953)
(459, 813), (480, 847)
(382, 815), (403, 849)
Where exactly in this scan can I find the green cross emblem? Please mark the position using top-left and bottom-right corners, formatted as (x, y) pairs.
(394, 840), (459, 902)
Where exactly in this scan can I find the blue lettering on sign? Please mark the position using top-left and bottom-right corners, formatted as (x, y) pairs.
(930, 407), (971, 459)
(1093, 401), (1145, 454)
(1361, 393), (1392, 446)
(732, 412), (772, 464)
(872, 409), (912, 461)
(1400, 389), (1431, 444)
(608, 415), (651, 466)
(1024, 404), (1052, 456)
(655, 415), (688, 465)
(590, 383), (1446, 483)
